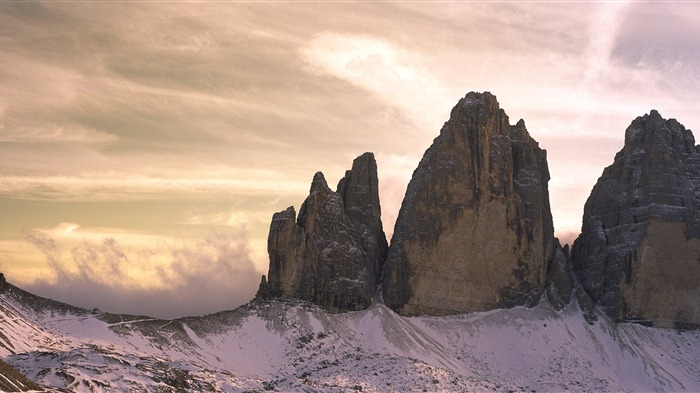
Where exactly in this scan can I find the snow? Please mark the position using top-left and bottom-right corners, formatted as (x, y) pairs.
(1, 288), (699, 392)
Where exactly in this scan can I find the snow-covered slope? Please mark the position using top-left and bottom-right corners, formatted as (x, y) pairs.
(1, 283), (699, 392)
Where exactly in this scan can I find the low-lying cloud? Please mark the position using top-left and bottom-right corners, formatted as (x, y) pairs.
(22, 227), (262, 319)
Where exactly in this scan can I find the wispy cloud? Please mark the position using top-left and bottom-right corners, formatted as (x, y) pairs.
(0, 123), (118, 145)
(302, 33), (451, 131)
(583, 1), (630, 87)
(0, 171), (309, 201)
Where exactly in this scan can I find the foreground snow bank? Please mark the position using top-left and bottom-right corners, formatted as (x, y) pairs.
(1, 286), (699, 392)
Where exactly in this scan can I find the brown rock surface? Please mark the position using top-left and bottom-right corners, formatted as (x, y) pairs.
(572, 111), (700, 327)
(382, 92), (555, 316)
(257, 153), (387, 311)
(0, 358), (43, 392)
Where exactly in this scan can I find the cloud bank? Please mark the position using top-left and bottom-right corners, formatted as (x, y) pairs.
(22, 225), (261, 319)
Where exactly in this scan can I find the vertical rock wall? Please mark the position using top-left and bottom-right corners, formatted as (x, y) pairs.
(383, 92), (555, 316)
(572, 111), (700, 327)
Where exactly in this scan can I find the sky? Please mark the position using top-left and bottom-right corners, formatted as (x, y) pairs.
(1, 1), (699, 318)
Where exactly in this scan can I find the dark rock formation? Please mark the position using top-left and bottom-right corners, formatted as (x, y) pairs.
(545, 241), (574, 310)
(256, 153), (387, 311)
(572, 110), (700, 328)
(337, 153), (388, 286)
(0, 358), (43, 392)
(544, 242), (597, 323)
(0, 273), (5, 290)
(382, 92), (555, 316)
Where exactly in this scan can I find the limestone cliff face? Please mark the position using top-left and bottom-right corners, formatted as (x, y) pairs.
(382, 92), (555, 316)
(572, 111), (700, 327)
(257, 153), (387, 311)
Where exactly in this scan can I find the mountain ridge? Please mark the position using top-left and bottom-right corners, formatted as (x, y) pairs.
(3, 91), (700, 391)
(1, 276), (699, 392)
(258, 91), (700, 329)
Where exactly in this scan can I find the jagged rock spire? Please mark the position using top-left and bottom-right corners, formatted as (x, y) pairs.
(257, 153), (387, 311)
(337, 152), (388, 285)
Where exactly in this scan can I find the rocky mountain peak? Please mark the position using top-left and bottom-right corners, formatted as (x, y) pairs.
(623, 110), (696, 158)
(336, 152), (387, 283)
(310, 171), (330, 194)
(382, 91), (555, 316)
(257, 153), (387, 311)
(572, 110), (700, 328)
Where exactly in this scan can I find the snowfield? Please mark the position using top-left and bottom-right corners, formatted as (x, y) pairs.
(1, 284), (699, 392)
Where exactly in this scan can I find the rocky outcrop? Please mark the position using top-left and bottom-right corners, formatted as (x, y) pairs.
(572, 110), (700, 328)
(0, 358), (43, 392)
(0, 273), (5, 290)
(256, 153), (387, 311)
(382, 92), (555, 316)
(544, 242), (597, 323)
(545, 241), (574, 310)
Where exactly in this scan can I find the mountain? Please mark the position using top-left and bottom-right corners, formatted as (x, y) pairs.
(383, 92), (555, 316)
(1, 279), (699, 392)
(256, 153), (387, 312)
(572, 110), (700, 328)
(4, 93), (700, 392)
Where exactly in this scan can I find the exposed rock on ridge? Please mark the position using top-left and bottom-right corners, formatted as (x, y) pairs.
(257, 153), (387, 311)
(572, 110), (700, 328)
(544, 241), (597, 324)
(383, 92), (555, 316)
(0, 358), (43, 392)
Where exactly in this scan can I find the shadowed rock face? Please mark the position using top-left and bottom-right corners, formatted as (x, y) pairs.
(257, 153), (387, 312)
(0, 358), (43, 392)
(337, 153), (388, 289)
(382, 92), (555, 316)
(572, 111), (700, 328)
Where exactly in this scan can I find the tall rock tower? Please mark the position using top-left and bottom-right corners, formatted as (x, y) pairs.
(257, 153), (388, 311)
(383, 92), (555, 316)
(572, 111), (700, 328)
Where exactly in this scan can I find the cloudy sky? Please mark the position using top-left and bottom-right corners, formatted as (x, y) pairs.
(1, 1), (699, 318)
